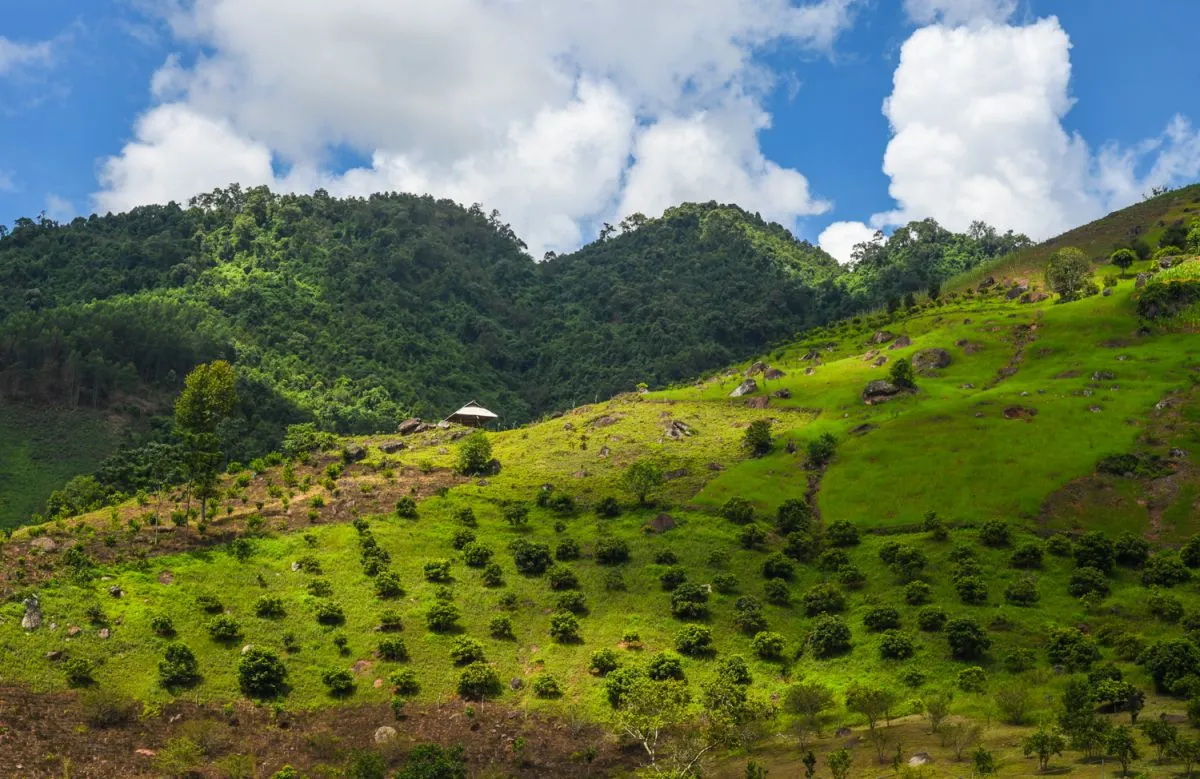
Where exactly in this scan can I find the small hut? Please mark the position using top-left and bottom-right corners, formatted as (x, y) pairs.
(445, 401), (499, 428)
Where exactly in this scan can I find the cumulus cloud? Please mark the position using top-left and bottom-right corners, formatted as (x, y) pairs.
(818, 220), (879, 264)
(903, 0), (1017, 26)
(0, 36), (54, 76)
(868, 16), (1200, 241)
(96, 0), (859, 256)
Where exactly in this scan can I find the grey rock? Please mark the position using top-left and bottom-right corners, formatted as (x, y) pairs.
(378, 441), (407, 454)
(888, 334), (912, 350)
(729, 379), (758, 398)
(98, 628), (110, 640)
(397, 418), (424, 435)
(763, 367), (786, 380)
(1091, 370), (1116, 381)
(1005, 285), (1028, 299)
(374, 726), (398, 744)
(108, 585), (123, 598)
(342, 444), (367, 462)
(21, 595), (42, 630)
(746, 361), (768, 376)
(772, 389), (792, 399)
(912, 348), (952, 372)
(1102, 288), (1113, 296)
(869, 330), (897, 345)
(29, 536), (57, 553)
(1136, 273), (1151, 288)
(510, 677), (524, 690)
(862, 380), (909, 405)
(663, 468), (689, 481)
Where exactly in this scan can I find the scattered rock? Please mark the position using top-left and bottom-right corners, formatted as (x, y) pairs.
(763, 367), (786, 380)
(397, 418), (424, 435)
(746, 361), (768, 376)
(1136, 273), (1151, 289)
(664, 420), (696, 439)
(157, 571), (174, 585)
(862, 380), (910, 405)
(562, 422), (575, 431)
(977, 277), (995, 290)
(663, 469), (689, 482)
(746, 396), (769, 409)
(66, 625), (81, 637)
(772, 388), (792, 399)
(21, 595), (42, 630)
(1170, 448), (1188, 460)
(379, 441), (407, 454)
(707, 463), (725, 471)
(46, 650), (62, 662)
(476, 479), (489, 487)
(437, 447), (448, 455)
(352, 660), (374, 675)
(647, 514), (676, 533)
(29, 537), (57, 554)
(1091, 370), (1116, 381)
(872, 356), (888, 368)
(861, 349), (880, 362)
(963, 318), (973, 324)
(801, 350), (820, 361)
(374, 678), (384, 689)
(598, 446), (611, 458)
(342, 444), (367, 462)
(1005, 285), (1028, 299)
(804, 367), (815, 376)
(908, 753), (933, 767)
(786, 441), (797, 453)
(960, 383), (975, 389)
(590, 415), (620, 428)
(1003, 406), (1038, 420)
(912, 348), (952, 372)
(134, 749), (157, 758)
(849, 423), (876, 436)
(241, 644), (254, 655)
(510, 678), (524, 690)
(1090, 405), (1103, 413)
(869, 330), (897, 345)
(291, 561), (302, 572)
(729, 379), (758, 398)
(888, 334), (912, 350)
(835, 727), (853, 738)
(98, 628), (111, 640)
(108, 585), (123, 598)
(1102, 287), (1113, 296)
(374, 726), (398, 745)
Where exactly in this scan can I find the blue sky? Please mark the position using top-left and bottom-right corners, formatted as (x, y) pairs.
(2, 0), (1199, 262)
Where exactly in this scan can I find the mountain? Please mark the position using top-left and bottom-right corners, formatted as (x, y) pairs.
(2, 233), (1198, 776)
(0, 187), (1023, 527)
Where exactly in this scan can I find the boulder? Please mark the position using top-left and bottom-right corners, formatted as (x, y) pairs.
(772, 389), (792, 399)
(861, 349), (880, 362)
(804, 367), (815, 376)
(912, 348), (952, 372)
(1136, 273), (1151, 289)
(66, 625), (81, 637)
(1102, 287), (1113, 296)
(98, 628), (111, 640)
(849, 423), (876, 436)
(158, 571), (175, 585)
(378, 441), (407, 454)
(707, 463), (725, 471)
(977, 276), (996, 290)
(663, 468), (689, 481)
(374, 726), (398, 745)
(342, 444), (367, 462)
(510, 677), (524, 690)
(1091, 370), (1116, 381)
(664, 420), (696, 439)
(908, 753), (933, 767)
(729, 379), (758, 398)
(590, 415), (620, 428)
(862, 380), (909, 405)
(746, 396), (769, 409)
(872, 356), (888, 368)
(29, 536), (57, 554)
(763, 367), (786, 380)
(397, 418), (424, 435)
(1160, 257), (1176, 270)
(1003, 406), (1038, 420)
(801, 350), (820, 361)
(648, 514), (676, 533)
(1005, 285), (1028, 300)
(21, 595), (42, 630)
(786, 441), (796, 453)
(108, 585), (123, 599)
(887, 334), (912, 350)
(746, 361), (768, 376)
(869, 330), (896, 345)
(46, 650), (63, 661)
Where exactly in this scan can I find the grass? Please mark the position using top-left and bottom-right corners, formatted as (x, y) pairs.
(0, 404), (123, 530)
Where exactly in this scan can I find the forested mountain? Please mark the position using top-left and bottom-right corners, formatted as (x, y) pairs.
(0, 186), (1026, 522)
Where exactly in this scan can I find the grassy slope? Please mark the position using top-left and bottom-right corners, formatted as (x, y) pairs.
(5, 278), (1200, 775)
(0, 404), (122, 530)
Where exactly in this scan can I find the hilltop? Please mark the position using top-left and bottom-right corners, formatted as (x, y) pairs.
(4, 205), (1200, 776)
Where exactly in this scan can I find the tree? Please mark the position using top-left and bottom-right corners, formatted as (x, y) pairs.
(1139, 638), (1200, 694)
(175, 361), (237, 525)
(972, 746), (997, 776)
(1105, 725), (1140, 776)
(1110, 248), (1137, 273)
(827, 748), (852, 779)
(922, 690), (953, 734)
(395, 744), (468, 779)
(846, 684), (897, 758)
(158, 643), (201, 689)
(743, 420), (773, 457)
(784, 680), (835, 738)
(1171, 735), (1200, 778)
(613, 677), (694, 767)
(238, 648), (287, 699)
(945, 617), (990, 660)
(889, 358), (915, 389)
(456, 432), (493, 476)
(1141, 717), (1179, 761)
(1045, 247), (1094, 301)
(1022, 727), (1065, 773)
(621, 460), (663, 506)
(806, 433), (837, 467)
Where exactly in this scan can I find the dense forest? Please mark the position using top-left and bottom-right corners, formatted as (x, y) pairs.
(0, 187), (1027, 512)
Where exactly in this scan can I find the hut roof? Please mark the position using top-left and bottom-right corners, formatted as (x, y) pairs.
(448, 401), (498, 420)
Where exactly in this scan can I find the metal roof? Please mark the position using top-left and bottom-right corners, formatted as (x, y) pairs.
(449, 401), (498, 419)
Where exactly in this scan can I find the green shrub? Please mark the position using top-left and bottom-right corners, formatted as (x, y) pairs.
(378, 638), (408, 661)
(322, 668), (355, 696)
(802, 583), (845, 616)
(390, 668), (420, 695)
(150, 614), (175, 637)
(457, 662), (501, 700)
(481, 563), (504, 587)
(1114, 531), (1150, 568)
(904, 581), (932, 605)
(1046, 627), (1100, 671)
(764, 579), (791, 605)
(1010, 541), (1044, 569)
(64, 657), (94, 687)
(879, 630), (915, 660)
(957, 666), (987, 692)
(762, 552), (795, 580)
(751, 631), (786, 660)
(674, 625), (713, 656)
(595, 496), (622, 518)
(509, 539), (552, 574)
(1143, 553), (1192, 587)
(589, 648), (620, 676)
(659, 565), (688, 591)
(196, 594), (224, 614)
(449, 637), (486, 665)
(501, 502), (529, 527)
(456, 432), (494, 476)
(158, 644), (201, 688)
(734, 596), (768, 635)
(670, 583), (709, 619)
(450, 528), (476, 550)
(738, 523), (767, 549)
(862, 606), (900, 632)
(254, 595), (286, 618)
(776, 499), (811, 533)
(713, 573), (739, 594)
(978, 520), (1011, 547)
(531, 674), (562, 698)
(1149, 590), (1185, 623)
(207, 615), (243, 643)
(1046, 533), (1073, 557)
(806, 432), (837, 466)
(549, 611), (581, 643)
(743, 420), (773, 456)
(546, 564), (579, 590)
(595, 536), (630, 565)
(452, 506), (477, 527)
(825, 520), (860, 547)
(307, 578), (333, 597)
(837, 565), (867, 589)
(1074, 532), (1115, 573)
(555, 538), (581, 561)
(955, 575), (988, 605)
(1004, 576), (1039, 606)
(555, 591), (588, 614)
(426, 602), (460, 632)
(423, 560), (452, 583)
(647, 653), (685, 681)
(945, 618), (990, 660)
(238, 648), (287, 698)
(1002, 648), (1037, 673)
(315, 601), (345, 625)
(722, 496), (755, 524)
(1068, 566), (1110, 598)
(917, 607), (948, 632)
(808, 615), (851, 658)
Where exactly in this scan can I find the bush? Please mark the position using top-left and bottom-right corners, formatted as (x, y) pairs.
(79, 688), (138, 728)
(863, 606), (901, 632)
(549, 611), (581, 643)
(1182, 535), (1200, 567)
(395, 744), (468, 779)
(457, 662), (501, 700)
(509, 539), (553, 574)
(802, 583), (845, 616)
(742, 419), (773, 457)
(1114, 532), (1150, 568)
(426, 602), (460, 632)
(207, 615), (243, 643)
(1141, 638), (1200, 694)
(378, 637), (408, 661)
(456, 432), (494, 476)
(450, 528), (476, 550)
(776, 499), (811, 533)
(481, 563), (504, 587)
(1068, 566), (1110, 598)
(885, 545), (928, 582)
(957, 666), (987, 692)
(918, 607), (948, 632)
(674, 625), (714, 656)
(1046, 627), (1100, 671)
(904, 581), (932, 605)
(808, 615), (852, 658)
(322, 668), (355, 696)
(836, 565), (867, 589)
(158, 643), (201, 688)
(752, 631), (787, 660)
(555, 591), (587, 614)
(452, 506), (477, 528)
(978, 520), (1011, 547)
(64, 657), (94, 687)
(602, 569), (625, 591)
(315, 601), (345, 625)
(889, 358), (915, 388)
(713, 573), (739, 594)
(825, 520), (860, 547)
(502, 502), (530, 527)
(954, 575), (988, 605)
(621, 459), (664, 505)
(589, 648), (620, 676)
(546, 564), (579, 590)
(531, 673), (562, 698)
(647, 653), (686, 681)
(1010, 541), (1044, 569)
(390, 668), (420, 696)
(717, 655), (753, 685)
(945, 618), (990, 660)
(1074, 531), (1115, 573)
(762, 552), (795, 580)
(1002, 648), (1037, 673)
(739, 524), (768, 550)
(307, 578), (333, 597)
(784, 531), (820, 562)
(1044, 246), (1094, 301)
(238, 648), (288, 698)
(255, 595), (286, 618)
(670, 583), (710, 619)
(879, 630), (915, 660)
(1004, 576), (1040, 606)
(806, 432), (838, 466)
(449, 637), (486, 665)
(595, 536), (630, 565)
(374, 570), (405, 598)
(722, 497), (755, 524)
(595, 496), (622, 518)
(659, 565), (688, 591)
(197, 594), (224, 613)
(734, 596), (769, 634)
(555, 538), (580, 561)
(395, 497), (418, 519)
(488, 615), (514, 639)
(764, 579), (791, 605)
(1148, 590), (1185, 623)
(150, 614), (175, 637)
(1046, 533), (1073, 557)
(423, 560), (452, 583)
(1143, 553), (1192, 587)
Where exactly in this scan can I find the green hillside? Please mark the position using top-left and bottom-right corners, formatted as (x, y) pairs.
(5, 224), (1200, 777)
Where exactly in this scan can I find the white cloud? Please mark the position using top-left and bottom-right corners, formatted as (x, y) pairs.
(96, 0), (859, 255)
(868, 16), (1200, 241)
(903, 0), (1017, 26)
(44, 194), (76, 222)
(0, 36), (54, 76)
(818, 220), (878, 264)
(0, 170), (15, 192)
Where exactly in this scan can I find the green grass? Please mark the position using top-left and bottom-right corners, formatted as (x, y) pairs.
(0, 404), (122, 530)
